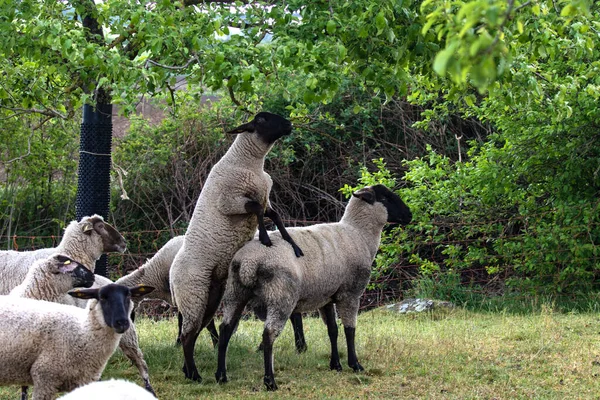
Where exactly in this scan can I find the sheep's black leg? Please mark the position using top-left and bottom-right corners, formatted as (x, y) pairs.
(321, 303), (342, 371)
(181, 329), (202, 382)
(215, 310), (245, 383)
(21, 386), (27, 400)
(216, 286), (252, 384)
(265, 207), (304, 257)
(206, 318), (219, 348)
(262, 328), (278, 391)
(290, 312), (307, 353)
(245, 200), (272, 246)
(176, 312), (183, 346)
(344, 326), (364, 372)
(263, 312), (290, 391)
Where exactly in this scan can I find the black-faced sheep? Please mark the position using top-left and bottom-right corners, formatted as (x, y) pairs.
(170, 112), (303, 382)
(9, 254), (96, 302)
(215, 184), (412, 390)
(0, 284), (154, 400)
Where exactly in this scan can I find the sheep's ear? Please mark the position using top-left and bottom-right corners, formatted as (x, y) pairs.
(227, 120), (255, 134)
(68, 287), (100, 300)
(81, 222), (94, 235)
(352, 188), (375, 204)
(55, 255), (79, 274)
(129, 285), (155, 298)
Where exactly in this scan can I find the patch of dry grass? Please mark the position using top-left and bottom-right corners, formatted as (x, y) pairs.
(2, 306), (600, 399)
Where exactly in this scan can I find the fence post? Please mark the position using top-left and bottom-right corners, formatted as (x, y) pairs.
(76, 102), (113, 277)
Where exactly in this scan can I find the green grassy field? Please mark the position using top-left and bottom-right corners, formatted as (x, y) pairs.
(2, 306), (600, 399)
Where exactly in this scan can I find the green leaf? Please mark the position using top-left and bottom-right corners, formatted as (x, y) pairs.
(375, 12), (387, 33)
(433, 45), (455, 76)
(326, 20), (336, 34)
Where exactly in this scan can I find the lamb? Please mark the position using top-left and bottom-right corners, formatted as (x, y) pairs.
(0, 283), (154, 400)
(215, 184), (413, 390)
(0, 214), (126, 295)
(58, 379), (156, 400)
(9, 254), (96, 302)
(170, 111), (303, 382)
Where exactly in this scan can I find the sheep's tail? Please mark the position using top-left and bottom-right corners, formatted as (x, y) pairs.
(234, 258), (260, 288)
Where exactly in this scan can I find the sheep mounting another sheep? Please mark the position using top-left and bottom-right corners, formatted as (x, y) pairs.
(0, 283), (154, 400)
(170, 112), (303, 382)
(215, 184), (412, 391)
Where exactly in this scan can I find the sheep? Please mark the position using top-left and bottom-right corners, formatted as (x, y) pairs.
(0, 216), (154, 395)
(0, 214), (126, 295)
(63, 274), (157, 397)
(117, 235), (304, 352)
(214, 184), (413, 391)
(170, 111), (303, 382)
(9, 254), (96, 400)
(58, 379), (156, 400)
(0, 283), (154, 400)
(9, 254), (96, 302)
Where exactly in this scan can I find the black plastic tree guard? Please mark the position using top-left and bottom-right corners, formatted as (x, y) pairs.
(76, 103), (113, 277)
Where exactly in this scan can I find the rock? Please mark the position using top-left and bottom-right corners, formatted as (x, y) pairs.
(385, 298), (455, 314)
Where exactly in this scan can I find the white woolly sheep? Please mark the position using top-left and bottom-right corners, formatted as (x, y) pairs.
(64, 274), (157, 396)
(0, 283), (154, 400)
(9, 254), (96, 303)
(170, 112), (303, 382)
(0, 214), (126, 295)
(58, 379), (156, 400)
(215, 184), (412, 390)
(0, 216), (153, 395)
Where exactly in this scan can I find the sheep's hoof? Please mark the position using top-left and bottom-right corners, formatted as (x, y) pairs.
(330, 361), (343, 372)
(260, 237), (273, 247)
(293, 245), (304, 258)
(215, 371), (228, 384)
(295, 342), (307, 353)
(182, 365), (202, 382)
(351, 362), (364, 372)
(264, 376), (278, 391)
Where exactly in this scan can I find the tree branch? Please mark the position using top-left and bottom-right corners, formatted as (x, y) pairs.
(0, 105), (67, 119)
(145, 55), (199, 71)
(227, 83), (251, 113)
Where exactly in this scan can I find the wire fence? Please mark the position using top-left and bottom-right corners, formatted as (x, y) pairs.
(2, 215), (600, 318)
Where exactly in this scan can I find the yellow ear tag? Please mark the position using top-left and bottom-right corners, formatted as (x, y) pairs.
(64, 260), (71, 265)
(138, 287), (147, 292)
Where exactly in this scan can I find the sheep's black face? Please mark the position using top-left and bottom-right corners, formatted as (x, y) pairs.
(71, 265), (95, 288)
(372, 185), (412, 225)
(67, 284), (155, 334)
(227, 112), (293, 144)
(50, 254), (95, 288)
(253, 112), (293, 144)
(97, 284), (133, 334)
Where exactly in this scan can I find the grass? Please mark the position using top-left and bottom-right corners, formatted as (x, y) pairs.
(2, 305), (600, 399)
